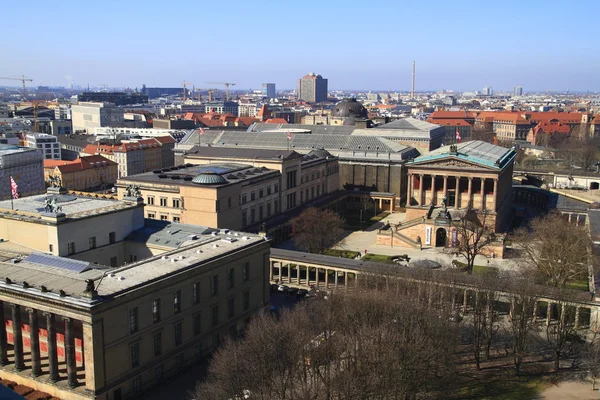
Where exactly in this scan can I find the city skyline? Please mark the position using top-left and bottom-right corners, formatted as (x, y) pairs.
(2, 0), (599, 92)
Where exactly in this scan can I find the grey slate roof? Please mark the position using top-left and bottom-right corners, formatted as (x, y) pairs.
(249, 123), (356, 136)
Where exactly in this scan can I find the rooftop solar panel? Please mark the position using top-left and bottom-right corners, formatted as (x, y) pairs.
(24, 253), (91, 273)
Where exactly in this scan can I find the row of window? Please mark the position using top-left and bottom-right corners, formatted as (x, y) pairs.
(326, 165), (339, 176)
(147, 213), (180, 223)
(241, 200), (279, 227)
(300, 169), (325, 184)
(241, 184), (279, 205)
(147, 196), (181, 208)
(65, 232), (117, 255)
(129, 263), (251, 332)
(130, 292), (251, 369)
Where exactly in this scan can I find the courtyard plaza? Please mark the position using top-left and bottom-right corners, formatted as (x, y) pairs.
(330, 211), (521, 272)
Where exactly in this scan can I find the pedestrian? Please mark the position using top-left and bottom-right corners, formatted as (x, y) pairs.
(364, 249), (367, 255)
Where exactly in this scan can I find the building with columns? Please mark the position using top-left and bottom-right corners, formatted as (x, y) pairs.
(380, 141), (516, 251)
(0, 225), (270, 399)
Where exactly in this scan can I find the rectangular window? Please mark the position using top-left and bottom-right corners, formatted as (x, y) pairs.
(287, 171), (297, 189)
(173, 216), (180, 223)
(174, 322), (182, 346)
(243, 262), (249, 282)
(228, 297), (235, 319)
(109, 232), (116, 244)
(250, 208), (255, 223)
(322, 183), (325, 194)
(301, 191), (304, 203)
(147, 196), (154, 205)
(160, 215), (168, 221)
(274, 184), (279, 193)
(259, 189), (264, 198)
(89, 236), (96, 249)
(193, 282), (200, 304)
(130, 254), (137, 262)
(317, 185), (320, 196)
(174, 290), (181, 314)
(49, 244), (53, 252)
(172, 199), (180, 208)
(152, 298), (161, 323)
(212, 305), (219, 327)
(67, 242), (75, 255)
(241, 194), (247, 204)
(160, 197), (167, 206)
(228, 197), (232, 209)
(244, 291), (250, 311)
(133, 376), (141, 393)
(215, 199), (220, 212)
(250, 192), (256, 201)
(267, 202), (271, 216)
(228, 268), (235, 289)
(176, 353), (184, 369)
(154, 332), (162, 356)
(129, 308), (138, 333)
(274, 200), (279, 213)
(131, 342), (140, 368)
(267, 186), (271, 195)
(148, 213), (155, 219)
(287, 193), (296, 209)
(155, 363), (163, 381)
(194, 313), (202, 336)
(241, 210), (247, 227)
(311, 186), (315, 199)
(211, 275), (218, 296)
(110, 256), (117, 267)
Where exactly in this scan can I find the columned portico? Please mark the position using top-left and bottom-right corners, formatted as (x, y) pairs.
(410, 173), (497, 211)
(28, 308), (41, 377)
(11, 304), (24, 372)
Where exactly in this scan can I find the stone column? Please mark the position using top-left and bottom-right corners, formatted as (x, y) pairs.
(418, 174), (424, 206)
(431, 175), (436, 205)
(325, 269), (329, 289)
(11, 304), (24, 371)
(0, 301), (7, 366)
(269, 261), (273, 281)
(287, 264), (292, 284)
(64, 317), (77, 387)
(296, 265), (301, 285)
(532, 301), (538, 320)
(467, 177), (473, 208)
(462, 290), (468, 313)
(334, 271), (338, 289)
(28, 309), (41, 377)
(575, 307), (581, 329)
(480, 178), (486, 210)
(45, 312), (59, 382)
(343, 272), (348, 290)
(443, 176), (448, 201)
(546, 303), (552, 326)
(492, 179), (498, 211)
(407, 174), (413, 206)
(455, 176), (460, 209)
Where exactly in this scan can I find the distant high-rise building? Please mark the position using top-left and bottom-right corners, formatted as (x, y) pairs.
(297, 73), (328, 103)
(513, 86), (523, 97)
(262, 83), (276, 99)
(482, 86), (493, 96)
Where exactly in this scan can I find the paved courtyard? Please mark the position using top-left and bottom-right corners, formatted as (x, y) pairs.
(332, 211), (520, 272)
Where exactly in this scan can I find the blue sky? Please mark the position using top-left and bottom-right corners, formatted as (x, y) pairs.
(2, 0), (599, 92)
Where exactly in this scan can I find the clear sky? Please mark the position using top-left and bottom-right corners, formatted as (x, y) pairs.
(3, 0), (599, 92)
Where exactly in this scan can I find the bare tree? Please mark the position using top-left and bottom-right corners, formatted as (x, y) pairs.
(581, 331), (600, 390)
(291, 207), (345, 254)
(506, 276), (539, 376)
(512, 214), (591, 288)
(451, 208), (496, 275)
(545, 293), (581, 372)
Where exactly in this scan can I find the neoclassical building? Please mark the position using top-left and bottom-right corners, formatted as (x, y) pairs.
(378, 141), (516, 251)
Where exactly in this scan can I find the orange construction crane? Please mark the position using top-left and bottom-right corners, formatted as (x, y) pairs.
(205, 82), (236, 101)
(0, 75), (33, 100)
(182, 81), (192, 101)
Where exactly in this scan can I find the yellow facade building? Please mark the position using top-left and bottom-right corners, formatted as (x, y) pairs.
(44, 155), (118, 191)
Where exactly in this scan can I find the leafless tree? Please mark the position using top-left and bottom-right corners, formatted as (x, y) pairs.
(544, 292), (581, 372)
(193, 289), (459, 400)
(291, 207), (345, 254)
(512, 214), (591, 288)
(506, 276), (539, 376)
(451, 208), (496, 275)
(581, 331), (600, 390)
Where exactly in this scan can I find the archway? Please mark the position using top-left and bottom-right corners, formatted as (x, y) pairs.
(435, 228), (447, 247)
(591, 182), (599, 190)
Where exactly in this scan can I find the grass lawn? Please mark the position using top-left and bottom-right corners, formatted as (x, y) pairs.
(361, 253), (395, 264)
(454, 375), (549, 400)
(566, 278), (589, 291)
(323, 249), (360, 259)
(341, 209), (390, 231)
(453, 261), (499, 275)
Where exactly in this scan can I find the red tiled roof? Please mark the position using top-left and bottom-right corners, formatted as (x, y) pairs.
(533, 121), (571, 135)
(44, 155), (116, 173)
(527, 112), (583, 124)
(154, 135), (176, 144)
(426, 118), (471, 127)
(429, 111), (472, 119)
(493, 114), (530, 124)
(265, 118), (289, 124)
(257, 104), (271, 120)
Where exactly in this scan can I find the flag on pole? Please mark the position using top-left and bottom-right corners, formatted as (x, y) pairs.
(199, 127), (204, 136)
(455, 127), (462, 143)
(287, 132), (291, 140)
(10, 177), (18, 199)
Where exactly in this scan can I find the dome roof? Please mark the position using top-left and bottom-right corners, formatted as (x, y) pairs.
(331, 98), (368, 118)
(192, 172), (228, 185)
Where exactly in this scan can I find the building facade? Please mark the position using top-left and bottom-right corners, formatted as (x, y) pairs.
(203, 101), (239, 116)
(26, 133), (61, 160)
(0, 145), (45, 199)
(262, 83), (276, 99)
(44, 155), (118, 191)
(297, 73), (328, 103)
(71, 103), (125, 133)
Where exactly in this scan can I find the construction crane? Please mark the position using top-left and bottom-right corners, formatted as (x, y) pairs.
(182, 81), (192, 101)
(0, 75), (33, 100)
(205, 82), (236, 101)
(196, 88), (216, 102)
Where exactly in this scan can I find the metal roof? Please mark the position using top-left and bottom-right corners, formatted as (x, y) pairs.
(409, 140), (516, 170)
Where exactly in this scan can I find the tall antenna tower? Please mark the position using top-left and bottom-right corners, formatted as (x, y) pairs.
(411, 61), (415, 99)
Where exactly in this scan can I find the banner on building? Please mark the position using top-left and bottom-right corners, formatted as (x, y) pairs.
(451, 228), (458, 247)
(425, 226), (432, 245)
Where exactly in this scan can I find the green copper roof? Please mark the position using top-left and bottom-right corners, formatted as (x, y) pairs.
(408, 140), (516, 170)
